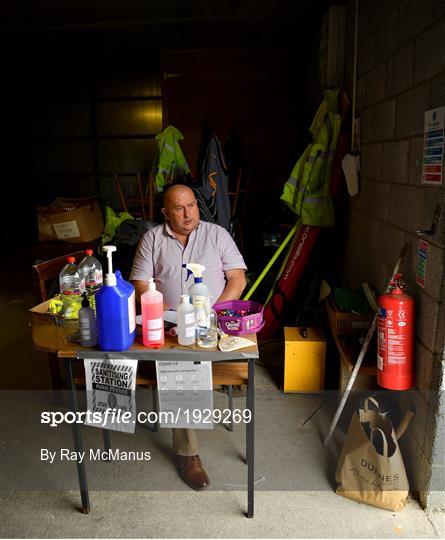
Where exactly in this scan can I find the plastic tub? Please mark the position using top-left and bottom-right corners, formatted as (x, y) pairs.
(213, 300), (264, 335)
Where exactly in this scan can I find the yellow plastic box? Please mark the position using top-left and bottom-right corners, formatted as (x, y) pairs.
(284, 327), (326, 392)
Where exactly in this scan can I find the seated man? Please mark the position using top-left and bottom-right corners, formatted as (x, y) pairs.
(130, 183), (247, 490)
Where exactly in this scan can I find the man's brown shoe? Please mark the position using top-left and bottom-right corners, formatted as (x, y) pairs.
(177, 455), (210, 490)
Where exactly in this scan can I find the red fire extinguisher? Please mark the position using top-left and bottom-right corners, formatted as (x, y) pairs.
(377, 273), (414, 390)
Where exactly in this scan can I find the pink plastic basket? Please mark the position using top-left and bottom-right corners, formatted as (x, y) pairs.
(213, 300), (264, 335)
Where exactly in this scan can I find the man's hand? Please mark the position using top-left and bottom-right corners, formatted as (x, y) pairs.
(216, 269), (247, 303)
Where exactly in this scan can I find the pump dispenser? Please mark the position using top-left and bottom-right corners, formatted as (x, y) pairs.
(95, 245), (136, 351)
(104, 246), (117, 286)
(141, 278), (164, 348)
(183, 263), (210, 334)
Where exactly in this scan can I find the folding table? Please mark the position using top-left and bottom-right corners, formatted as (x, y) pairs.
(57, 335), (258, 518)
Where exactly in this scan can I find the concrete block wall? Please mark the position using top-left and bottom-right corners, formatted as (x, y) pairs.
(344, 0), (445, 511)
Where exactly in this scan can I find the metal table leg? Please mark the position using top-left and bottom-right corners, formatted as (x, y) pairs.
(227, 384), (234, 432)
(102, 430), (111, 457)
(246, 358), (255, 518)
(65, 359), (91, 514)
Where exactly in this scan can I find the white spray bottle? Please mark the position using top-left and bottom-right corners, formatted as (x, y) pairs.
(183, 263), (210, 339)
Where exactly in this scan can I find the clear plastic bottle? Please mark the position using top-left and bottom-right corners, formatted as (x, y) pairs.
(79, 293), (97, 347)
(184, 263), (210, 332)
(79, 249), (103, 310)
(59, 256), (85, 319)
(197, 308), (218, 348)
(177, 294), (196, 346)
(141, 278), (164, 348)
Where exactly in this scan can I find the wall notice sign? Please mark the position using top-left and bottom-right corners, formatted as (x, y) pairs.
(416, 240), (429, 288)
(84, 359), (138, 433)
(422, 106), (444, 185)
(156, 360), (213, 429)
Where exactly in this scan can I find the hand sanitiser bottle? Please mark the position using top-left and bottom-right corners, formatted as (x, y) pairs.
(141, 278), (164, 348)
(95, 246), (136, 351)
(177, 294), (196, 346)
(79, 292), (97, 347)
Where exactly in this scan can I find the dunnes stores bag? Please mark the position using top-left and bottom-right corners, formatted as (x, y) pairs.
(37, 197), (104, 243)
(335, 395), (414, 511)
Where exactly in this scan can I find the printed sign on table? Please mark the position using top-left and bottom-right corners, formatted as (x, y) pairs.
(156, 360), (214, 429)
(422, 107), (444, 186)
(84, 359), (138, 433)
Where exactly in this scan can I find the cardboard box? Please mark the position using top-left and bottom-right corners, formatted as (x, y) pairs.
(29, 300), (78, 352)
(37, 197), (104, 243)
(284, 327), (326, 392)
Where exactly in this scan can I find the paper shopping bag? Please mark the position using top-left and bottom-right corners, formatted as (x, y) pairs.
(335, 395), (413, 511)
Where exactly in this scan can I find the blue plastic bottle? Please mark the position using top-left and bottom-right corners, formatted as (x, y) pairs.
(95, 246), (136, 351)
(116, 270), (133, 296)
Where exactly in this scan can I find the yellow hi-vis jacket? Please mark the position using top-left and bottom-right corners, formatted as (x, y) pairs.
(280, 89), (341, 226)
(154, 125), (191, 192)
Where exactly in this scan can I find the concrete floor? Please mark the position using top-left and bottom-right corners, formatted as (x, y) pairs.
(1, 258), (444, 538)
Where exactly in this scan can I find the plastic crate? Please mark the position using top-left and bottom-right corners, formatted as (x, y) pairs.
(326, 297), (373, 337)
(214, 300), (264, 335)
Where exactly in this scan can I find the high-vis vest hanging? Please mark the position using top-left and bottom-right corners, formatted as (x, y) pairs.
(280, 89), (341, 227)
(154, 125), (191, 192)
